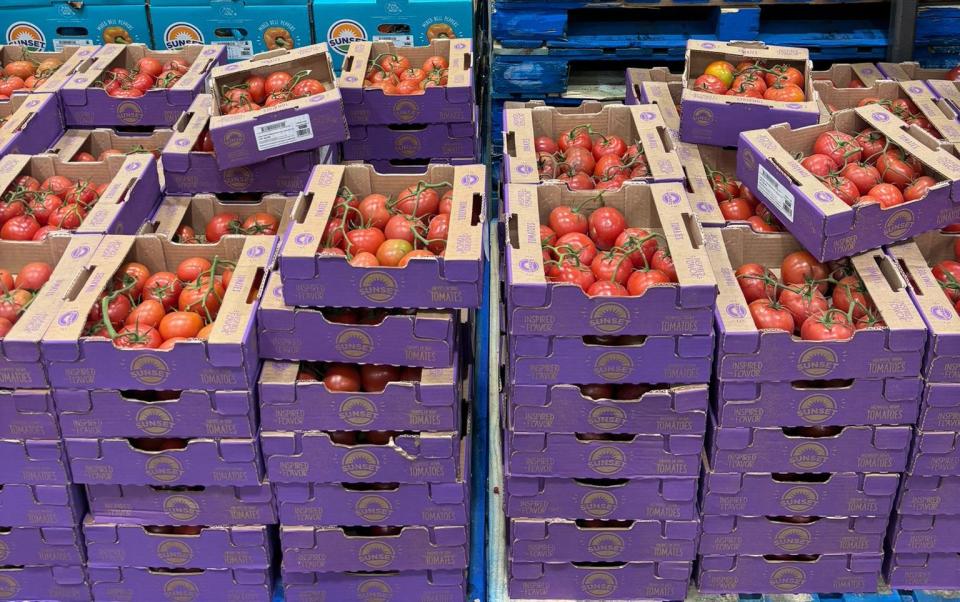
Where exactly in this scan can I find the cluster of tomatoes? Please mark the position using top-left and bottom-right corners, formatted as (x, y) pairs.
(534, 127), (651, 191)
(363, 53), (450, 95)
(709, 168), (783, 232)
(798, 129), (933, 208)
(173, 210), (281, 244)
(319, 181), (453, 267)
(72, 145), (161, 162)
(539, 197), (679, 297)
(822, 95), (941, 139)
(0, 173), (109, 240)
(737, 250), (883, 340)
(0, 261), (53, 337)
(0, 57), (63, 98)
(693, 59), (807, 103)
(219, 70), (326, 114)
(931, 239), (960, 315)
(98, 56), (193, 98)
(84, 256), (235, 349)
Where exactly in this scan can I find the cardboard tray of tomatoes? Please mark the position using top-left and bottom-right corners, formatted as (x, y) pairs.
(0, 153), (161, 236)
(283, 570), (465, 602)
(509, 560), (690, 602)
(339, 38), (475, 126)
(877, 61), (957, 83)
(48, 128), (171, 164)
(503, 181), (716, 336)
(0, 566), (89, 602)
(704, 225), (927, 381)
(811, 63), (882, 89)
(502, 103), (683, 187)
(140, 192), (297, 244)
(0, 483), (86, 528)
(680, 40), (820, 147)
(89, 566), (271, 602)
(85, 483), (277, 526)
(919, 382), (960, 432)
(0, 44), (99, 96)
(701, 514), (887, 556)
(0, 93), (64, 158)
(0, 388), (60, 440)
(279, 163), (486, 309)
(698, 553), (883, 594)
(907, 430), (960, 476)
(61, 43), (226, 127)
(0, 438), (71, 485)
(886, 231), (960, 384)
(161, 95), (319, 194)
(738, 106), (960, 261)
(897, 472), (960, 516)
(342, 116), (479, 162)
(887, 551), (960, 590)
(208, 43), (348, 170)
(37, 234), (274, 391)
(888, 514), (960, 554)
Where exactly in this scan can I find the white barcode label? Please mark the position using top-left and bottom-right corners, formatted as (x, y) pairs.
(253, 113), (314, 151)
(757, 164), (795, 223)
(373, 34), (414, 48)
(219, 40), (253, 61)
(54, 39), (93, 51)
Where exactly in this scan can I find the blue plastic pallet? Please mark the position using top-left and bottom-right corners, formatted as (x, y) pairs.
(914, 4), (960, 69)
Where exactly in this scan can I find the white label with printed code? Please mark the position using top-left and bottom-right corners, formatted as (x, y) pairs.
(253, 114), (313, 151)
(757, 164), (795, 223)
(219, 41), (253, 61)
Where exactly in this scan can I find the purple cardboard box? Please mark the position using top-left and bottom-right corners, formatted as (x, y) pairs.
(283, 569), (465, 602)
(738, 106), (960, 261)
(502, 181), (716, 337)
(624, 67), (681, 111)
(877, 61), (955, 82)
(263, 429), (465, 484)
(908, 431), (960, 476)
(889, 514), (960, 553)
(61, 44), (225, 127)
(0, 93), (64, 157)
(279, 163), (486, 309)
(0, 484), (85, 527)
(0, 439), (71, 485)
(49, 127), (172, 164)
(505, 476), (698, 521)
(709, 425), (913, 474)
(84, 519), (272, 569)
(887, 552), (960, 589)
(701, 469), (900, 517)
(1, 45), (98, 96)
(0, 389), (58, 439)
(0, 525), (85, 565)
(208, 44), (348, 170)
(259, 360), (461, 432)
(40, 235), (274, 391)
(0, 565), (90, 601)
(88, 566), (272, 602)
(339, 39), (474, 126)
(680, 40), (819, 147)
(704, 226), (927, 381)
(507, 381), (708, 435)
(342, 119), (477, 162)
(54, 388), (257, 438)
(699, 515), (887, 556)
(508, 333), (714, 385)
(162, 95), (321, 194)
(258, 272), (460, 367)
(509, 560), (692, 601)
(509, 518), (698, 563)
(897, 474), (960, 515)
(65, 437), (264, 486)
(141, 192), (299, 245)
(505, 431), (703, 479)
(715, 377), (923, 428)
(281, 524), (468, 573)
(86, 484), (277, 526)
(698, 553), (884, 594)
(919, 382), (960, 431)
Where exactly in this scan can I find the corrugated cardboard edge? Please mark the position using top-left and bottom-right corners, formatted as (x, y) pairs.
(62, 43), (124, 91)
(675, 141), (723, 225)
(445, 165), (486, 262)
(887, 240), (960, 338)
(855, 105), (960, 180)
(701, 227), (756, 335)
(848, 249), (926, 333)
(76, 154), (158, 234)
(900, 81), (960, 144)
(209, 235), (274, 345)
(0, 93), (57, 150)
(811, 80), (901, 118)
(638, 81), (681, 131)
(173, 45), (225, 91)
(34, 45), (100, 94)
(164, 94), (212, 157)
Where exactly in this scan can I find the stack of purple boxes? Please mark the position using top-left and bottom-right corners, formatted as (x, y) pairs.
(337, 39), (478, 173)
(260, 162), (486, 601)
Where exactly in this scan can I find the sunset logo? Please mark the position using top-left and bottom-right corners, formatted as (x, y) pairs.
(327, 20), (367, 55)
(5, 22), (45, 50)
(164, 23), (204, 50)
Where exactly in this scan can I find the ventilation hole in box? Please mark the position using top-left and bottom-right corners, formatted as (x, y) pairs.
(575, 519), (633, 529)
(781, 425), (843, 438)
(213, 28), (246, 39)
(56, 27), (89, 36)
(789, 378), (854, 390)
(874, 253), (905, 292)
(342, 482), (399, 492)
(771, 473), (831, 483)
(470, 193), (482, 226)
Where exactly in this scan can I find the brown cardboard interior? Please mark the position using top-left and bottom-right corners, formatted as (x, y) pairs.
(813, 80), (901, 114)
(53, 129), (173, 161)
(143, 194), (298, 240)
(811, 64), (878, 87)
(0, 154), (127, 191)
(0, 94), (46, 132)
(166, 94), (211, 154)
(504, 100), (606, 113)
(878, 62), (951, 81)
(696, 144), (739, 178)
(909, 229), (958, 266)
(340, 38), (471, 89)
(101, 44), (214, 78)
(0, 236), (72, 274)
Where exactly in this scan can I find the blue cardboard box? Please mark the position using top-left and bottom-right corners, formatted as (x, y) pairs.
(149, 0), (312, 62)
(0, 0), (150, 50)
(312, 0), (473, 71)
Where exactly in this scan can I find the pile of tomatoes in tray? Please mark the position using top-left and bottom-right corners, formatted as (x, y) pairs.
(693, 59), (806, 102)
(219, 70), (326, 114)
(174, 210), (281, 244)
(709, 168), (783, 232)
(0, 57), (64, 97)
(535, 127), (651, 191)
(363, 53), (450, 94)
(72, 146), (161, 161)
(832, 96), (941, 139)
(931, 239), (960, 315)
(0, 173), (109, 239)
(0, 261), (53, 337)
(97, 56), (193, 98)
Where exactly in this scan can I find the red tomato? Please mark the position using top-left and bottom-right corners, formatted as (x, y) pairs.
(376, 239), (414, 267)
(590, 252), (632, 285)
(554, 232), (597, 266)
(824, 175), (860, 206)
(204, 212), (240, 243)
(323, 364), (361, 391)
(748, 298), (794, 332)
(693, 74), (728, 95)
(867, 183), (905, 208)
(558, 146), (596, 177)
(0, 317), (12, 337)
(548, 205), (588, 237)
(747, 215), (779, 233)
(626, 269), (670, 296)
(426, 214), (449, 255)
(243, 75), (267, 103)
(779, 286), (829, 326)
(130, 72), (155, 93)
(535, 136), (558, 154)
(587, 281), (627, 297)
(349, 252), (379, 267)
(137, 57), (163, 78)
(855, 128), (886, 159)
(176, 257), (212, 283)
(159, 311), (204, 339)
(614, 228), (657, 268)
(73, 151), (96, 162)
(14, 262), (52, 291)
(359, 364), (400, 392)
(40, 175), (72, 197)
(291, 78), (325, 98)
(0, 215), (39, 240)
(720, 198), (754, 221)
(813, 131), (862, 167)
(764, 65), (803, 88)
(800, 310), (855, 341)
(932, 260), (960, 302)
(876, 150), (916, 187)
(178, 278), (225, 320)
(264, 71), (293, 95)
(763, 83), (805, 103)
(378, 54), (411, 75)
(357, 194), (391, 229)
(28, 193), (63, 225)
(143, 272), (182, 311)
(710, 173), (740, 203)
(904, 176), (936, 202)
(651, 248), (677, 282)
(398, 250), (434, 267)
(592, 135), (627, 161)
(735, 263), (776, 303)
(551, 261), (595, 292)
(557, 126), (593, 152)
(588, 207), (626, 250)
(800, 154), (838, 178)
(832, 275), (870, 319)
(704, 60), (736, 87)
(781, 251), (829, 293)
(241, 212), (279, 235)
(113, 323), (163, 349)
(395, 185), (440, 217)
(840, 163), (882, 195)
(125, 299), (165, 328)
(346, 228), (387, 256)
(116, 262), (151, 298)
(0, 269), (12, 291)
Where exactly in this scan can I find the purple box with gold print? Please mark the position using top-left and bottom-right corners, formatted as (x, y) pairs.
(263, 430), (464, 484)
(284, 569), (465, 602)
(705, 226), (927, 382)
(280, 524), (468, 573)
(701, 469), (899, 517)
(0, 93), (63, 158)
(699, 515), (887, 556)
(897, 473), (960, 515)
(61, 44), (225, 127)
(709, 425), (913, 474)
(258, 272), (459, 367)
(342, 119), (478, 162)
(0, 439), (71, 485)
(0, 484), (85, 527)
(505, 431), (702, 479)
(0, 565), (89, 602)
(84, 518), (272, 569)
(715, 377), (923, 428)
(505, 476), (699, 521)
(0, 525), (85, 565)
(55, 389), (257, 439)
(908, 431), (960, 476)
(0, 389), (58, 439)
(919, 382), (960, 431)
(698, 553), (884, 594)
(507, 382), (707, 435)
(889, 514), (960, 553)
(65, 437), (263, 486)
(887, 552), (960, 589)
(509, 518), (698, 563)
(88, 566), (272, 602)
(86, 484), (277, 526)
(509, 560), (692, 601)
